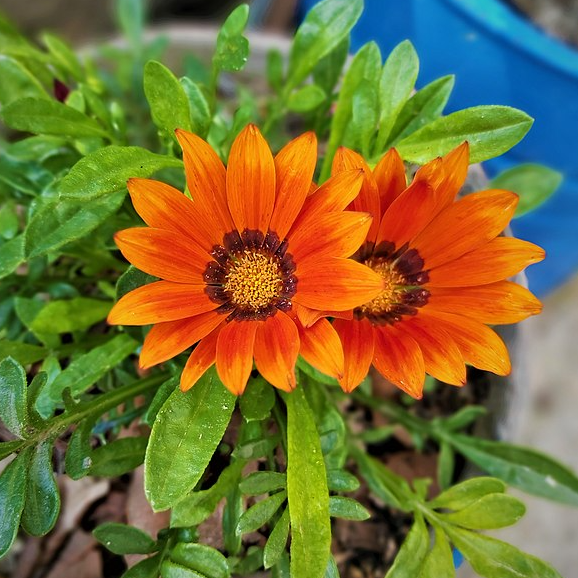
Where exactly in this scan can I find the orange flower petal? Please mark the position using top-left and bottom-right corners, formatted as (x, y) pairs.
(181, 327), (221, 392)
(297, 317), (344, 380)
(294, 257), (384, 311)
(114, 228), (208, 283)
(216, 320), (258, 395)
(269, 132), (317, 240)
(372, 147), (407, 213)
(294, 302), (353, 328)
(107, 281), (216, 325)
(418, 309), (511, 375)
(427, 237), (545, 287)
(289, 211), (372, 262)
(427, 281), (542, 324)
(175, 129), (233, 244)
(140, 310), (224, 368)
(127, 178), (212, 251)
(333, 318), (375, 393)
(436, 142), (470, 208)
(332, 147), (381, 243)
(226, 124), (276, 233)
(373, 324), (425, 399)
(412, 189), (519, 269)
(254, 311), (299, 392)
(398, 316), (466, 386)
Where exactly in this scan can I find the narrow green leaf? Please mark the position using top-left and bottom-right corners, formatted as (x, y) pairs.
(0, 200), (19, 240)
(445, 525), (563, 578)
(266, 48), (284, 92)
(116, 0), (145, 49)
(296, 357), (339, 386)
(42, 33), (83, 80)
(428, 476), (506, 510)
(212, 4), (250, 73)
(287, 85), (326, 113)
(0, 447), (32, 557)
(121, 553), (161, 578)
(0, 357), (28, 438)
(145, 366), (236, 511)
(29, 297), (112, 334)
(384, 515), (429, 578)
(57, 145), (182, 201)
(441, 493), (525, 530)
(450, 434), (578, 506)
(93, 522), (157, 555)
(418, 528), (455, 578)
(1, 97), (109, 138)
(65, 416), (96, 480)
(239, 472), (286, 496)
(287, 0), (363, 90)
(329, 496), (370, 521)
(0, 235), (25, 279)
(0, 440), (25, 461)
(324, 556), (340, 578)
(326, 469), (360, 492)
(236, 491), (287, 535)
(440, 405), (487, 432)
(238, 375), (276, 422)
(170, 542), (230, 578)
(0, 340), (48, 366)
(349, 79), (378, 156)
(25, 191), (126, 258)
(143, 375), (178, 427)
(116, 265), (157, 300)
(285, 387), (331, 578)
(437, 441), (454, 491)
(375, 40), (419, 153)
(490, 163), (563, 217)
(161, 560), (205, 578)
(144, 60), (192, 135)
(0, 55), (48, 106)
(90, 437), (148, 477)
(180, 77), (211, 138)
(313, 37), (349, 96)
(264, 506), (290, 569)
(21, 439), (60, 536)
(396, 105), (533, 164)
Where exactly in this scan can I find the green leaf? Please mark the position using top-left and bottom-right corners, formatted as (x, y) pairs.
(170, 542), (230, 578)
(117, 265), (157, 300)
(450, 434), (578, 506)
(1, 97), (109, 138)
(0, 440), (25, 461)
(121, 554), (161, 578)
(328, 496), (370, 521)
(0, 340), (48, 366)
(326, 469), (360, 492)
(349, 79), (378, 156)
(287, 0), (363, 90)
(388, 75), (455, 145)
(439, 405), (486, 432)
(0, 357), (28, 438)
(375, 40), (419, 153)
(143, 375), (178, 427)
(57, 145), (182, 201)
(161, 560), (205, 578)
(396, 105), (533, 164)
(445, 525), (563, 578)
(324, 556), (340, 578)
(0, 201), (19, 240)
(116, 0), (145, 50)
(21, 439), (60, 536)
(93, 522), (157, 555)
(212, 4), (250, 73)
(384, 515), (429, 578)
(65, 416), (96, 479)
(264, 506), (290, 569)
(0, 55), (48, 106)
(285, 387), (331, 578)
(238, 375), (276, 422)
(144, 61), (192, 136)
(25, 190), (126, 258)
(296, 357), (339, 386)
(287, 85), (326, 113)
(428, 476), (506, 510)
(313, 37), (349, 96)
(42, 33), (83, 80)
(145, 366), (236, 511)
(266, 48), (284, 92)
(437, 442), (454, 491)
(236, 491), (287, 535)
(441, 492), (525, 530)
(36, 334), (137, 416)
(418, 528), (455, 578)
(0, 447), (31, 557)
(180, 77), (211, 138)
(90, 436), (148, 477)
(0, 235), (25, 279)
(239, 472), (286, 496)
(490, 163), (563, 217)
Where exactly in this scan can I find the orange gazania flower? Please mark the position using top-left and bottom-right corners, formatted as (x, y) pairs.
(107, 125), (384, 395)
(330, 143), (545, 399)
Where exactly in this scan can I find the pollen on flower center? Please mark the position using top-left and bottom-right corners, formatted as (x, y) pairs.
(354, 242), (430, 325)
(224, 251), (284, 309)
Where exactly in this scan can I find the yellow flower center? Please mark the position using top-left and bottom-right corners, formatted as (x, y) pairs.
(224, 250), (284, 309)
(356, 258), (406, 317)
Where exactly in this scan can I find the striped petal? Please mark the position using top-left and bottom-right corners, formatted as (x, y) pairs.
(436, 141), (470, 208)
(114, 228), (209, 283)
(107, 281), (216, 325)
(333, 318), (375, 393)
(269, 132), (317, 240)
(372, 147), (407, 213)
(254, 311), (299, 392)
(181, 327), (221, 392)
(426, 237), (545, 287)
(216, 320), (258, 395)
(294, 302), (353, 329)
(226, 124), (276, 233)
(140, 310), (224, 368)
(289, 211), (372, 262)
(412, 189), (519, 269)
(373, 324), (425, 399)
(297, 317), (344, 380)
(294, 257), (383, 311)
(427, 281), (542, 324)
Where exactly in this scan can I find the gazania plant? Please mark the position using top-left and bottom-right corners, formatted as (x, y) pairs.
(0, 0), (574, 577)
